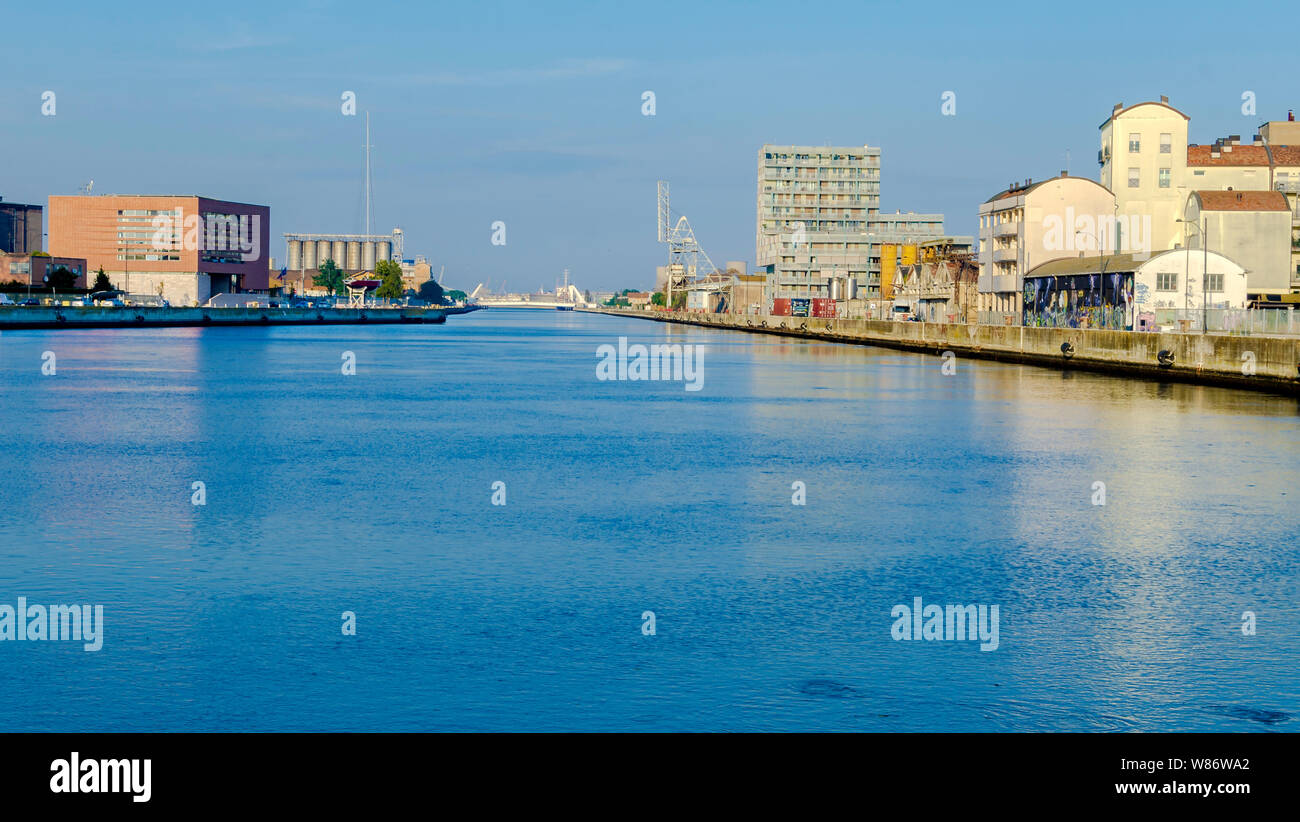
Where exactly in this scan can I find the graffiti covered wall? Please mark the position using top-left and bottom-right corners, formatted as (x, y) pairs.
(1022, 272), (1134, 330)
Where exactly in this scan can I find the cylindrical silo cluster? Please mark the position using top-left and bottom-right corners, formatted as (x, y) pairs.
(316, 240), (332, 267)
(375, 241), (391, 264)
(346, 241), (361, 271)
(331, 241), (346, 269)
(301, 239), (317, 270)
(361, 241), (376, 271)
(286, 239), (302, 271)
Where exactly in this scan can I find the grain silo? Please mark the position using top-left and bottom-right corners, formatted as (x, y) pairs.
(332, 241), (347, 269)
(361, 241), (376, 271)
(316, 240), (332, 267)
(375, 240), (392, 263)
(286, 239), (302, 271)
(346, 241), (361, 271)
(301, 239), (317, 270)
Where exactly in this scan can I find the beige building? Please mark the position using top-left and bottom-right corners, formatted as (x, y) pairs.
(977, 172), (1118, 318)
(1101, 99), (1300, 293)
(1184, 137), (1300, 292)
(1099, 97), (1190, 253)
(1184, 191), (1292, 296)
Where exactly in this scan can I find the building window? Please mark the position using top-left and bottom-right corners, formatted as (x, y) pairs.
(1128, 168), (1140, 188)
(1160, 133), (1172, 154)
(1156, 272), (1178, 291)
(1159, 168), (1171, 188)
(1129, 134), (1141, 152)
(1203, 272), (1223, 292)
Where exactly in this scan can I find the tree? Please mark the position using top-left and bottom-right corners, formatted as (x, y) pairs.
(91, 267), (113, 292)
(313, 259), (346, 295)
(48, 267), (77, 291)
(651, 292), (666, 306)
(671, 291), (686, 310)
(445, 289), (467, 304)
(374, 259), (404, 299)
(417, 279), (445, 304)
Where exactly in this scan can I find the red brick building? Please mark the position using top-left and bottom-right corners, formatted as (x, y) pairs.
(48, 195), (270, 306)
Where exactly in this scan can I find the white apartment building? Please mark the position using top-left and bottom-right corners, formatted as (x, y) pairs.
(756, 144), (944, 305)
(977, 172), (1118, 318)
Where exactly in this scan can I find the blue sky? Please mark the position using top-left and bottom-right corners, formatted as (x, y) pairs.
(2, 0), (1295, 292)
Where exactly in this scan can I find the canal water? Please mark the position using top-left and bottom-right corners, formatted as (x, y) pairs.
(1, 310), (1297, 731)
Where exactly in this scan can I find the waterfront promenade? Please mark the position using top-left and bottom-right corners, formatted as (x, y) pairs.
(592, 308), (1300, 396)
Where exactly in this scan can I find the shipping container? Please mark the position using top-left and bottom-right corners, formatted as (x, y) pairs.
(791, 298), (810, 317)
(772, 298), (792, 316)
(811, 298), (836, 319)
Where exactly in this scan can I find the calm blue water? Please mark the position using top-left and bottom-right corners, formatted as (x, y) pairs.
(1, 310), (1297, 731)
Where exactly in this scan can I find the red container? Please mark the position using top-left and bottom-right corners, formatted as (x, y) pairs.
(772, 298), (792, 316)
(811, 298), (836, 319)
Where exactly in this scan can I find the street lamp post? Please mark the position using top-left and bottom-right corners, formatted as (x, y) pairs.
(1178, 216), (1210, 334)
(1076, 229), (1111, 329)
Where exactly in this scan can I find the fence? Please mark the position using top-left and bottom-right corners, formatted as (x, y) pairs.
(977, 307), (1300, 336)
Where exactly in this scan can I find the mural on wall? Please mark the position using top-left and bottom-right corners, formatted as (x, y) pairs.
(1022, 272), (1133, 330)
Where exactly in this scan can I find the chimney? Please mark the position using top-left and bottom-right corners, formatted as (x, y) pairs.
(1160, 95), (1169, 104)
(1254, 134), (1264, 146)
(1211, 146), (1221, 159)
(1060, 170), (1068, 178)
(1229, 135), (1241, 146)
(1290, 109), (1295, 122)
(1026, 178), (1032, 186)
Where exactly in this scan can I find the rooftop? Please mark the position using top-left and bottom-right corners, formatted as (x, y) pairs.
(1192, 190), (1289, 211)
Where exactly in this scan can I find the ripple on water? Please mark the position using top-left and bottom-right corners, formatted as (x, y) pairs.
(1202, 704), (1291, 725)
(797, 679), (858, 699)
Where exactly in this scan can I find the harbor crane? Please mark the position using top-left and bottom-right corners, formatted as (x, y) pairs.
(657, 181), (724, 307)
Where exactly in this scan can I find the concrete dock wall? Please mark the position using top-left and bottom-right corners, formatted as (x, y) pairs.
(593, 308), (1300, 396)
(0, 306), (460, 330)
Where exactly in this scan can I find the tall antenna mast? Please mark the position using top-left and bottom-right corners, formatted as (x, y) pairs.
(364, 112), (373, 237)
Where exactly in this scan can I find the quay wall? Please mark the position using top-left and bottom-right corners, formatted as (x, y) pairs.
(0, 306), (471, 330)
(590, 308), (1300, 396)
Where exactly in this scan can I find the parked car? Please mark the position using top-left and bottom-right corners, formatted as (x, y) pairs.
(0, 294), (14, 306)
(20, 299), (40, 307)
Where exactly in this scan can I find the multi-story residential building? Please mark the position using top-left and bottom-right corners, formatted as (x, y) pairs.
(48, 195), (270, 306)
(756, 145), (946, 307)
(0, 197), (43, 255)
(1100, 98), (1300, 294)
(1098, 97), (1190, 254)
(977, 172), (1117, 319)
